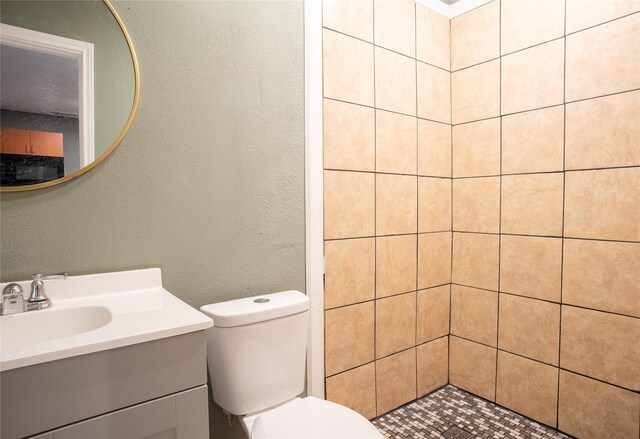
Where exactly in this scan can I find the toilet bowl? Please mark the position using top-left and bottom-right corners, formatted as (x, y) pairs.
(200, 291), (382, 438)
(242, 396), (381, 438)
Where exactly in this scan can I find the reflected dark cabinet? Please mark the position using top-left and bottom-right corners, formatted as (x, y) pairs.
(0, 128), (65, 186)
(1, 127), (63, 157)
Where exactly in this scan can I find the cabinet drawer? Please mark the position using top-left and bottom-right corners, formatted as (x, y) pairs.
(52, 394), (176, 439)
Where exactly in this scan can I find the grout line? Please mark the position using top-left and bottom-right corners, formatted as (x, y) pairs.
(325, 335), (450, 380)
(448, 9), (640, 74)
(494, 0), (502, 401)
(449, 87), (640, 126)
(414, 2), (420, 400)
(448, 12), (454, 388)
(445, 230), (640, 245)
(325, 167), (455, 178)
(322, 96), (452, 124)
(450, 282), (640, 321)
(447, 166), (640, 179)
(325, 231), (452, 243)
(557, 2), (568, 426)
(372, 0), (377, 416)
(449, 335), (640, 395)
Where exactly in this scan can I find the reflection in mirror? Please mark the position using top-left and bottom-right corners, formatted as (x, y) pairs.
(1, 25), (92, 185)
(0, 0), (137, 191)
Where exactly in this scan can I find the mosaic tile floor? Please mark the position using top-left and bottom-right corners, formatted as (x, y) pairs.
(372, 385), (572, 439)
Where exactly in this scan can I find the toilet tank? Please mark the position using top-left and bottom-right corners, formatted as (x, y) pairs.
(200, 291), (309, 416)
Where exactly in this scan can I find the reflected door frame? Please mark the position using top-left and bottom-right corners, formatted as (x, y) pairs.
(1, 23), (95, 167)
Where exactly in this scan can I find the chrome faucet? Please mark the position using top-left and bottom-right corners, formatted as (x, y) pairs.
(1, 272), (68, 315)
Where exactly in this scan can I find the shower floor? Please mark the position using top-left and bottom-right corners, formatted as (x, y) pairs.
(372, 385), (571, 439)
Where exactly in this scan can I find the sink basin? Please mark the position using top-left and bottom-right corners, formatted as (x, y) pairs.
(0, 268), (213, 371)
(1, 306), (112, 348)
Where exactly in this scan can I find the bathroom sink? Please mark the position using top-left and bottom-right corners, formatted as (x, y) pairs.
(0, 268), (212, 371)
(1, 306), (112, 349)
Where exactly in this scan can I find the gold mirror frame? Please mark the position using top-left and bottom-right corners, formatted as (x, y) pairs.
(1, 0), (140, 192)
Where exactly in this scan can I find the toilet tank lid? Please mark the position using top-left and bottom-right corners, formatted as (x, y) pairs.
(200, 290), (309, 328)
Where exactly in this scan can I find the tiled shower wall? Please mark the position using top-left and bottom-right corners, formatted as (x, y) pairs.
(448, 1), (639, 438)
(322, 0), (453, 419)
(322, 0), (640, 437)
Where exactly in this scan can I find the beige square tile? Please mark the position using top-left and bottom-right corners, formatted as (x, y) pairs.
(418, 232), (452, 289)
(451, 0), (500, 70)
(325, 302), (375, 376)
(323, 29), (374, 106)
(559, 370), (640, 439)
(563, 239), (640, 318)
(375, 47), (417, 116)
(417, 285), (450, 344)
(498, 294), (560, 365)
(324, 99), (375, 171)
(324, 238), (375, 309)
(376, 110), (417, 174)
(323, 0), (373, 42)
(501, 39), (564, 115)
(566, 14), (640, 102)
(452, 60), (500, 124)
(561, 306), (640, 390)
(502, 106), (564, 174)
(452, 232), (499, 291)
(566, 0), (640, 33)
(452, 118), (501, 178)
(418, 177), (451, 233)
(376, 174), (417, 235)
(565, 168), (640, 241)
(500, 235), (562, 302)
(501, 173), (564, 236)
(376, 292), (417, 358)
(449, 336), (497, 401)
(417, 337), (449, 397)
(416, 5), (450, 70)
(566, 90), (640, 170)
(376, 348), (417, 415)
(496, 352), (559, 427)
(501, 0), (564, 55)
(418, 120), (451, 177)
(374, 0), (415, 57)
(453, 177), (500, 234)
(417, 62), (451, 124)
(451, 285), (498, 346)
(324, 170), (375, 239)
(377, 234), (417, 298)
(326, 363), (377, 420)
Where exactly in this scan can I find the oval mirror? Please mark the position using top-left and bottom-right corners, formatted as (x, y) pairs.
(0, 0), (139, 191)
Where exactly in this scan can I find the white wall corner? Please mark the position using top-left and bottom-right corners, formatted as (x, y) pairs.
(304, 0), (325, 399)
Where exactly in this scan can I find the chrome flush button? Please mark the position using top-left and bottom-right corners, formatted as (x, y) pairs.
(254, 298), (270, 303)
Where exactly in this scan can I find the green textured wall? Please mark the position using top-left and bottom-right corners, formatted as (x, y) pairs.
(0, 2), (305, 437)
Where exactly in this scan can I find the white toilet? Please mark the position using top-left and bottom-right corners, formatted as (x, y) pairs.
(200, 290), (382, 438)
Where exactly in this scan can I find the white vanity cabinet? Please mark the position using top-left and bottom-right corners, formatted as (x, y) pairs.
(1, 331), (209, 439)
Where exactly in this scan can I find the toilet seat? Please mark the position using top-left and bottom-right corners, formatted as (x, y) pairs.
(250, 396), (382, 438)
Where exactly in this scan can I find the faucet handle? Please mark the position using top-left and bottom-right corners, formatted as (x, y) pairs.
(32, 272), (68, 282)
(29, 272), (68, 307)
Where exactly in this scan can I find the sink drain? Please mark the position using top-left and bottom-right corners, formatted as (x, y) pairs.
(442, 426), (475, 439)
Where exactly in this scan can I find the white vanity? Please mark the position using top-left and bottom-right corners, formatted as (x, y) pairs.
(0, 268), (213, 439)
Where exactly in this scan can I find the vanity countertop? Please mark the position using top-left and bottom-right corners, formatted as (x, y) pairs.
(0, 268), (212, 371)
